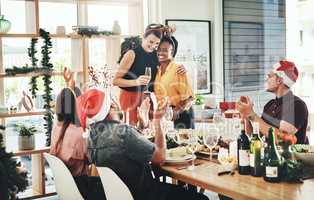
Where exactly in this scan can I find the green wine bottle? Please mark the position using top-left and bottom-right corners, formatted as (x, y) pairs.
(263, 127), (282, 183)
(249, 122), (263, 177)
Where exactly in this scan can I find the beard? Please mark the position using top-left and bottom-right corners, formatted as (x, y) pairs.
(265, 81), (277, 92)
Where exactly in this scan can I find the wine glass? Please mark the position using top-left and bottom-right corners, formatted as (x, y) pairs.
(165, 105), (173, 121)
(144, 67), (151, 92)
(145, 67), (151, 79)
(186, 131), (199, 170)
(213, 111), (225, 137)
(213, 111), (223, 123)
(203, 126), (220, 160)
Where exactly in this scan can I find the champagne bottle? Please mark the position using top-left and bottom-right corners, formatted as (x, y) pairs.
(263, 127), (282, 183)
(249, 122), (263, 177)
(237, 120), (250, 175)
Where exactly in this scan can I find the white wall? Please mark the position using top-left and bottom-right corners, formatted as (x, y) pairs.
(148, 0), (224, 104)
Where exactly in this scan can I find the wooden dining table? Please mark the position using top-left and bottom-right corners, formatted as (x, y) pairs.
(159, 159), (314, 200)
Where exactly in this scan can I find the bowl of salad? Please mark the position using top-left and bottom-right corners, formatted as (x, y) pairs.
(291, 144), (314, 166)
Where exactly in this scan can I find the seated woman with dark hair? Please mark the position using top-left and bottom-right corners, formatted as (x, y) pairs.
(50, 72), (105, 199)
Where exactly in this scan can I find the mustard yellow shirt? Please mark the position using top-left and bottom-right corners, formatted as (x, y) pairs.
(154, 61), (194, 107)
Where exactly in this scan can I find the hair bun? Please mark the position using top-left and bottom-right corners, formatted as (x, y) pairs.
(164, 25), (176, 35)
(145, 23), (176, 37)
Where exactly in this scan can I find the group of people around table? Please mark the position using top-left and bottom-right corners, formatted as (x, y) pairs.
(49, 23), (309, 200)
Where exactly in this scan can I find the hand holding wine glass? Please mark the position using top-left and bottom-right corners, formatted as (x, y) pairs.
(136, 75), (151, 86)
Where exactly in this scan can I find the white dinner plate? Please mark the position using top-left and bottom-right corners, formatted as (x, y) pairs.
(165, 154), (196, 164)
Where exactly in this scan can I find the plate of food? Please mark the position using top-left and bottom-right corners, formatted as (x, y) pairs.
(196, 144), (219, 156)
(165, 147), (195, 164)
(291, 144), (314, 166)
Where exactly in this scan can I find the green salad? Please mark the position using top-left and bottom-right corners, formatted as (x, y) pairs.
(291, 144), (314, 153)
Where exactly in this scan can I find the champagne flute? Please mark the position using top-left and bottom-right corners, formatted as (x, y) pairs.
(144, 67), (151, 92)
(203, 126), (220, 160)
(186, 131), (199, 170)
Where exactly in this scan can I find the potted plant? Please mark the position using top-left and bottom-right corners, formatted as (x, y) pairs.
(192, 95), (205, 119)
(193, 95), (205, 110)
(17, 125), (36, 150)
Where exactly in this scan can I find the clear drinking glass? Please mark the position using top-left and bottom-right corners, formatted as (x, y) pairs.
(165, 106), (173, 121)
(213, 111), (225, 138)
(144, 67), (152, 92)
(203, 126), (220, 160)
(186, 131), (199, 170)
(213, 112), (223, 124)
(145, 67), (152, 79)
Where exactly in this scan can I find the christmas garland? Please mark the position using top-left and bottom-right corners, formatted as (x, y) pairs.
(28, 38), (39, 99)
(77, 29), (115, 37)
(5, 65), (37, 76)
(0, 127), (28, 200)
(39, 28), (54, 146)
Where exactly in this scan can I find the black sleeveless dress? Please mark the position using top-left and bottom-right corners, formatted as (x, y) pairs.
(120, 45), (159, 92)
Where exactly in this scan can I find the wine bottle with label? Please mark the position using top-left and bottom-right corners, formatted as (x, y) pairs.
(263, 127), (282, 183)
(237, 120), (250, 175)
(249, 122), (263, 177)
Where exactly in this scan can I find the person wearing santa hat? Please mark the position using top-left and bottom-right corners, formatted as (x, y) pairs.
(237, 60), (309, 144)
(76, 89), (209, 200)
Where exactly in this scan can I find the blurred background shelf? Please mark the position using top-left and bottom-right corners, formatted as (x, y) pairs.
(0, 70), (83, 78)
(0, 110), (47, 118)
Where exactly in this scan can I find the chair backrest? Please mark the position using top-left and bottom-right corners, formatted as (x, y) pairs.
(44, 153), (84, 200)
(96, 167), (134, 200)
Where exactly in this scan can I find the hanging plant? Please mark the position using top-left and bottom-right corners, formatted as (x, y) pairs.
(77, 29), (115, 37)
(0, 127), (28, 200)
(5, 65), (37, 76)
(39, 28), (54, 146)
(28, 38), (39, 99)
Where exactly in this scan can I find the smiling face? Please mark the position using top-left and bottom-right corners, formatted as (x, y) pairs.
(157, 41), (173, 63)
(142, 33), (161, 53)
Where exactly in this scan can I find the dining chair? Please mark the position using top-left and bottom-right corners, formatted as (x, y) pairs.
(43, 153), (84, 200)
(96, 166), (134, 200)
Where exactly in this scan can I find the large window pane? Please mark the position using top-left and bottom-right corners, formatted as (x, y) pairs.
(0, 0), (36, 33)
(2, 38), (70, 107)
(88, 38), (106, 69)
(87, 4), (129, 35)
(223, 0), (286, 113)
(39, 0), (77, 34)
(2, 38), (30, 68)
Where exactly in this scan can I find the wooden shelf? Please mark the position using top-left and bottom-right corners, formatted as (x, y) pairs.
(0, 110), (47, 118)
(0, 33), (38, 38)
(0, 33), (133, 39)
(13, 146), (50, 157)
(0, 70), (82, 78)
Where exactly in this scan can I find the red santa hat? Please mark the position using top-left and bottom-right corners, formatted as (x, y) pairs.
(273, 60), (299, 88)
(76, 88), (111, 131)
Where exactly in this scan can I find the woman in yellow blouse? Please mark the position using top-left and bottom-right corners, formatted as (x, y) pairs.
(155, 36), (195, 129)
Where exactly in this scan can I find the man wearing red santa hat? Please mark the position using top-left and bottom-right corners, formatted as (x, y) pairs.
(237, 60), (309, 144)
(76, 89), (209, 200)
